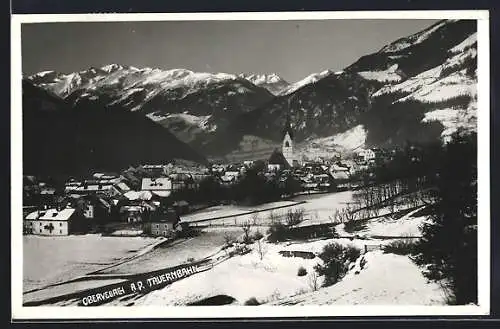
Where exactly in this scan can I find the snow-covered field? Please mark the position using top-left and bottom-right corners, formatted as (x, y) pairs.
(135, 200), (433, 306)
(23, 234), (159, 292)
(136, 240), (325, 306)
(181, 200), (299, 223)
(98, 229), (241, 275)
(272, 250), (446, 306)
(185, 191), (354, 227)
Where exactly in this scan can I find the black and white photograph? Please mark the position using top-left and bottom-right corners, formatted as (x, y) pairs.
(11, 10), (490, 319)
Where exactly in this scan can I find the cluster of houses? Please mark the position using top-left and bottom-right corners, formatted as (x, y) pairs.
(23, 165), (209, 237)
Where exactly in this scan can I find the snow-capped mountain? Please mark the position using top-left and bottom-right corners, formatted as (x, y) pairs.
(277, 69), (336, 96)
(208, 19), (477, 157)
(238, 73), (290, 95)
(27, 66), (275, 151)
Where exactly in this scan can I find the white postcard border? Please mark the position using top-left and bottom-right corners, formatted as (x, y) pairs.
(11, 10), (490, 320)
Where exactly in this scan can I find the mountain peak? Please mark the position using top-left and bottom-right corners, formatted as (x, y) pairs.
(238, 73), (290, 95)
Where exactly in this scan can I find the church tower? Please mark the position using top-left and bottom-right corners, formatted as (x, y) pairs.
(282, 100), (298, 167)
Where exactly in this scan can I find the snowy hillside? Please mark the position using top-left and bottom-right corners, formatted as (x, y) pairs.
(379, 20), (458, 53)
(272, 251), (446, 306)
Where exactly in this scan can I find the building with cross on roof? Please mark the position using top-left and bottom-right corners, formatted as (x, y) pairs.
(281, 102), (300, 168)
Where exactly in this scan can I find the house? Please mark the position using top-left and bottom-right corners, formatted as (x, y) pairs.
(143, 208), (180, 238)
(110, 181), (131, 197)
(267, 148), (290, 172)
(168, 173), (196, 191)
(92, 172), (120, 181)
(120, 205), (145, 223)
(65, 179), (114, 195)
(358, 149), (376, 162)
(243, 160), (255, 168)
(24, 207), (86, 236)
(124, 190), (154, 201)
(141, 177), (172, 198)
(142, 164), (166, 177)
(330, 163), (351, 182)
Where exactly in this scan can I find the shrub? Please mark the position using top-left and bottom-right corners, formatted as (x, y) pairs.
(177, 225), (202, 238)
(253, 230), (264, 241)
(314, 243), (361, 287)
(297, 266), (307, 277)
(223, 232), (236, 247)
(286, 208), (305, 226)
(242, 221), (253, 244)
(267, 222), (290, 243)
(343, 219), (368, 233)
(244, 297), (261, 306)
(267, 210), (281, 224)
(383, 238), (418, 255)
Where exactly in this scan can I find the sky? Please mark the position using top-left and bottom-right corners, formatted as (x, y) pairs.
(21, 19), (439, 83)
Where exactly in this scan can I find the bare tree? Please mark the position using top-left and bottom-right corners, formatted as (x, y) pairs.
(286, 208), (305, 227)
(308, 271), (319, 292)
(251, 212), (260, 226)
(242, 221), (252, 244)
(256, 239), (267, 260)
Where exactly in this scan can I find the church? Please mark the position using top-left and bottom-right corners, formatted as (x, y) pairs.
(268, 114), (300, 171)
(281, 119), (300, 168)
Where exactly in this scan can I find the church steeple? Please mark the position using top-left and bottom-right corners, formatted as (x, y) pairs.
(282, 96), (297, 167)
(282, 97), (294, 140)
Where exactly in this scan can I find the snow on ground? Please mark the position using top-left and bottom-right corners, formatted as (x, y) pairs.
(360, 215), (425, 238)
(357, 65), (402, 83)
(181, 200), (300, 223)
(380, 20), (454, 53)
(23, 278), (126, 304)
(98, 230), (238, 275)
(160, 113), (213, 131)
(305, 125), (366, 151)
(450, 33), (477, 54)
(186, 191), (354, 227)
(398, 69), (476, 104)
(136, 240), (325, 306)
(23, 234), (159, 292)
(373, 46), (476, 101)
(422, 104), (477, 142)
(272, 250), (446, 305)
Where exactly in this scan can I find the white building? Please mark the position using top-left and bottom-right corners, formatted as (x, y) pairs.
(358, 149), (376, 162)
(24, 208), (83, 236)
(281, 113), (300, 168)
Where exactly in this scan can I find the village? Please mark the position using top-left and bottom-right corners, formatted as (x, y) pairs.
(22, 123), (393, 240)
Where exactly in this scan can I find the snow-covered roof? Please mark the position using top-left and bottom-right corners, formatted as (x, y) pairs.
(25, 211), (40, 220)
(152, 191), (171, 198)
(141, 177), (172, 191)
(114, 182), (131, 192)
(331, 171), (350, 180)
(38, 208), (76, 221)
(124, 190), (153, 201)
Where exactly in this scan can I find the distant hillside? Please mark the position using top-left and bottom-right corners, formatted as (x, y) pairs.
(22, 80), (207, 178)
(206, 19), (477, 157)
